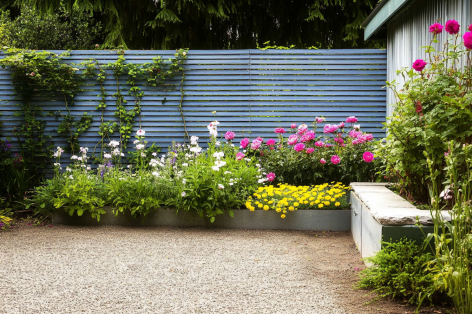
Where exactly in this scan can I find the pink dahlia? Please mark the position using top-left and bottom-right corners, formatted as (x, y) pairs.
(251, 140), (262, 150)
(464, 32), (472, 49)
(331, 155), (341, 165)
(412, 59), (427, 72)
(300, 130), (315, 142)
(306, 147), (314, 154)
(236, 152), (245, 160)
(297, 124), (308, 135)
(334, 137), (344, 144)
(225, 131), (235, 141)
(294, 143), (305, 152)
(240, 138), (250, 148)
(323, 124), (339, 133)
(267, 172), (276, 182)
(314, 141), (324, 147)
(429, 23), (443, 34)
(287, 134), (298, 145)
(349, 130), (362, 138)
(445, 20), (460, 35)
(320, 158), (326, 164)
(346, 116), (357, 123)
(266, 139), (276, 146)
(363, 151), (374, 163)
(274, 128), (286, 134)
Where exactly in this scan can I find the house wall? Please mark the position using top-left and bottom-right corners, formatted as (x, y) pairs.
(386, 0), (472, 116)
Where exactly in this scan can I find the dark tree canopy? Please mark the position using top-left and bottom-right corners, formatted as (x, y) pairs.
(20, 0), (383, 50)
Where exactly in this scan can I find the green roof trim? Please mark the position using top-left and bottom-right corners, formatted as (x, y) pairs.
(364, 0), (415, 40)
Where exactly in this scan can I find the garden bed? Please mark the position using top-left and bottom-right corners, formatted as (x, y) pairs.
(52, 206), (351, 231)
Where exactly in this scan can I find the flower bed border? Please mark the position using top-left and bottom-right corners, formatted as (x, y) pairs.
(52, 207), (351, 231)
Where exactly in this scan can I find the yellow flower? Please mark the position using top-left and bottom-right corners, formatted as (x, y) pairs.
(258, 204), (263, 208)
(294, 202), (299, 207)
(318, 204), (324, 208)
(276, 208), (282, 212)
(263, 205), (269, 211)
(289, 206), (295, 211)
(335, 202), (340, 207)
(315, 200), (320, 204)
(281, 214), (286, 218)
(268, 201), (273, 204)
(262, 193), (267, 197)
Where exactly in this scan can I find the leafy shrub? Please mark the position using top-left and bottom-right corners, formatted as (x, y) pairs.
(245, 183), (350, 218)
(357, 238), (439, 305)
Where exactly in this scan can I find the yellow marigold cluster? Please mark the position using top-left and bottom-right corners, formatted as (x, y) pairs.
(245, 182), (350, 218)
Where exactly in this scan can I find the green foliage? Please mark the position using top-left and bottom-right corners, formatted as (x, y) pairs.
(0, 5), (102, 49)
(357, 238), (440, 306)
(24, 0), (384, 49)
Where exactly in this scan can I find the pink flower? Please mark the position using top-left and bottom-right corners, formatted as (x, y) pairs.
(287, 134), (298, 145)
(255, 137), (264, 142)
(464, 32), (472, 49)
(314, 141), (324, 147)
(331, 155), (341, 165)
(266, 139), (276, 146)
(429, 23), (443, 34)
(412, 59), (427, 72)
(30, 72), (35, 76)
(349, 130), (362, 138)
(334, 137), (344, 144)
(445, 20), (460, 34)
(300, 130), (315, 142)
(444, 152), (449, 157)
(225, 131), (235, 141)
(346, 116), (357, 123)
(290, 124), (297, 129)
(297, 124), (308, 135)
(274, 128), (286, 134)
(240, 138), (250, 148)
(306, 147), (314, 154)
(294, 143), (305, 152)
(364, 134), (374, 141)
(251, 140), (262, 150)
(338, 122), (345, 128)
(320, 158), (326, 164)
(323, 124), (339, 133)
(236, 152), (245, 160)
(315, 117), (325, 123)
(267, 172), (276, 182)
(363, 151), (374, 163)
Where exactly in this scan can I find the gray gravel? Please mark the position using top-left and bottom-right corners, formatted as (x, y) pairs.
(1, 226), (352, 314)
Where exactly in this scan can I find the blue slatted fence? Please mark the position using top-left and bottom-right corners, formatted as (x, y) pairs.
(0, 49), (386, 156)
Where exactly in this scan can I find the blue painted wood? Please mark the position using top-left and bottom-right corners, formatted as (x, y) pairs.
(0, 49), (387, 159)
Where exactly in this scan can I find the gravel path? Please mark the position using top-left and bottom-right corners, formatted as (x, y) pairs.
(0, 224), (442, 314)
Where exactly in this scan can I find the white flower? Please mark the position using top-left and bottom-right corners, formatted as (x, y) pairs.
(190, 146), (202, 153)
(133, 140), (139, 144)
(121, 153), (124, 157)
(104, 153), (112, 159)
(136, 144), (145, 150)
(77, 157), (83, 161)
(71, 155), (78, 160)
(354, 124), (360, 130)
(218, 184), (224, 189)
(127, 165), (132, 168)
(191, 136), (199, 145)
(229, 182), (234, 186)
(152, 152), (157, 157)
(209, 129), (218, 137)
(243, 150), (247, 153)
(66, 167), (72, 172)
(215, 160), (226, 167)
(182, 179), (186, 184)
(215, 141), (221, 146)
(224, 171), (232, 174)
(256, 164), (261, 167)
(181, 191), (186, 197)
(213, 151), (224, 159)
(230, 144), (234, 147)
(69, 175), (73, 179)
(108, 140), (120, 148)
(212, 166), (220, 171)
(54, 163), (60, 167)
(53, 152), (59, 158)
(87, 166), (91, 170)
(182, 163), (188, 167)
(137, 129), (145, 136)
(79, 147), (89, 153)
(244, 158), (251, 162)
(258, 178), (267, 183)
(141, 153), (146, 157)
(152, 171), (159, 177)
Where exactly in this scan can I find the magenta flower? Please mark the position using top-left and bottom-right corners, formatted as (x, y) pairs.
(225, 131), (235, 141)
(323, 124), (339, 133)
(294, 143), (305, 152)
(464, 32), (472, 49)
(30, 72), (35, 76)
(331, 155), (341, 165)
(267, 172), (276, 182)
(240, 138), (250, 148)
(429, 23), (443, 34)
(314, 141), (324, 147)
(300, 130), (315, 142)
(290, 123), (297, 129)
(266, 139), (276, 146)
(255, 137), (264, 142)
(334, 137), (344, 144)
(236, 152), (245, 160)
(349, 130), (362, 138)
(287, 134), (298, 145)
(363, 151), (374, 163)
(346, 116), (357, 123)
(412, 59), (427, 72)
(274, 128), (286, 134)
(306, 147), (314, 154)
(445, 20), (460, 34)
(251, 140), (262, 150)
(315, 117), (325, 123)
(320, 158), (326, 164)
(338, 122), (345, 128)
(297, 124), (308, 135)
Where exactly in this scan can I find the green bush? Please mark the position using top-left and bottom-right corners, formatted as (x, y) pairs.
(357, 238), (440, 305)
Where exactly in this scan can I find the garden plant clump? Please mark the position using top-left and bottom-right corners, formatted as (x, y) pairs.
(245, 182), (350, 218)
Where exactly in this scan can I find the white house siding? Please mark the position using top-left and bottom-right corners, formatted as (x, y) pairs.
(386, 0), (472, 116)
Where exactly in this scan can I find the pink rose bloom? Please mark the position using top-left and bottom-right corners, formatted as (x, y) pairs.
(363, 151), (374, 163)
(294, 143), (305, 152)
(349, 130), (362, 138)
(464, 32), (472, 49)
(267, 172), (276, 182)
(315, 117), (325, 123)
(346, 116), (357, 123)
(287, 134), (298, 145)
(30, 72), (35, 76)
(445, 20), (460, 35)
(266, 139), (276, 146)
(274, 128), (286, 134)
(255, 137), (263, 142)
(364, 134), (374, 141)
(225, 131), (235, 141)
(334, 137), (344, 144)
(236, 152), (245, 160)
(240, 138), (250, 148)
(300, 130), (315, 142)
(352, 139), (360, 145)
(323, 124), (338, 133)
(297, 124), (308, 135)
(290, 124), (297, 129)
(412, 59), (427, 72)
(314, 141), (324, 147)
(338, 122), (345, 128)
(331, 155), (341, 165)
(306, 147), (314, 154)
(251, 140), (262, 150)
(320, 158), (326, 164)
(429, 23), (443, 34)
